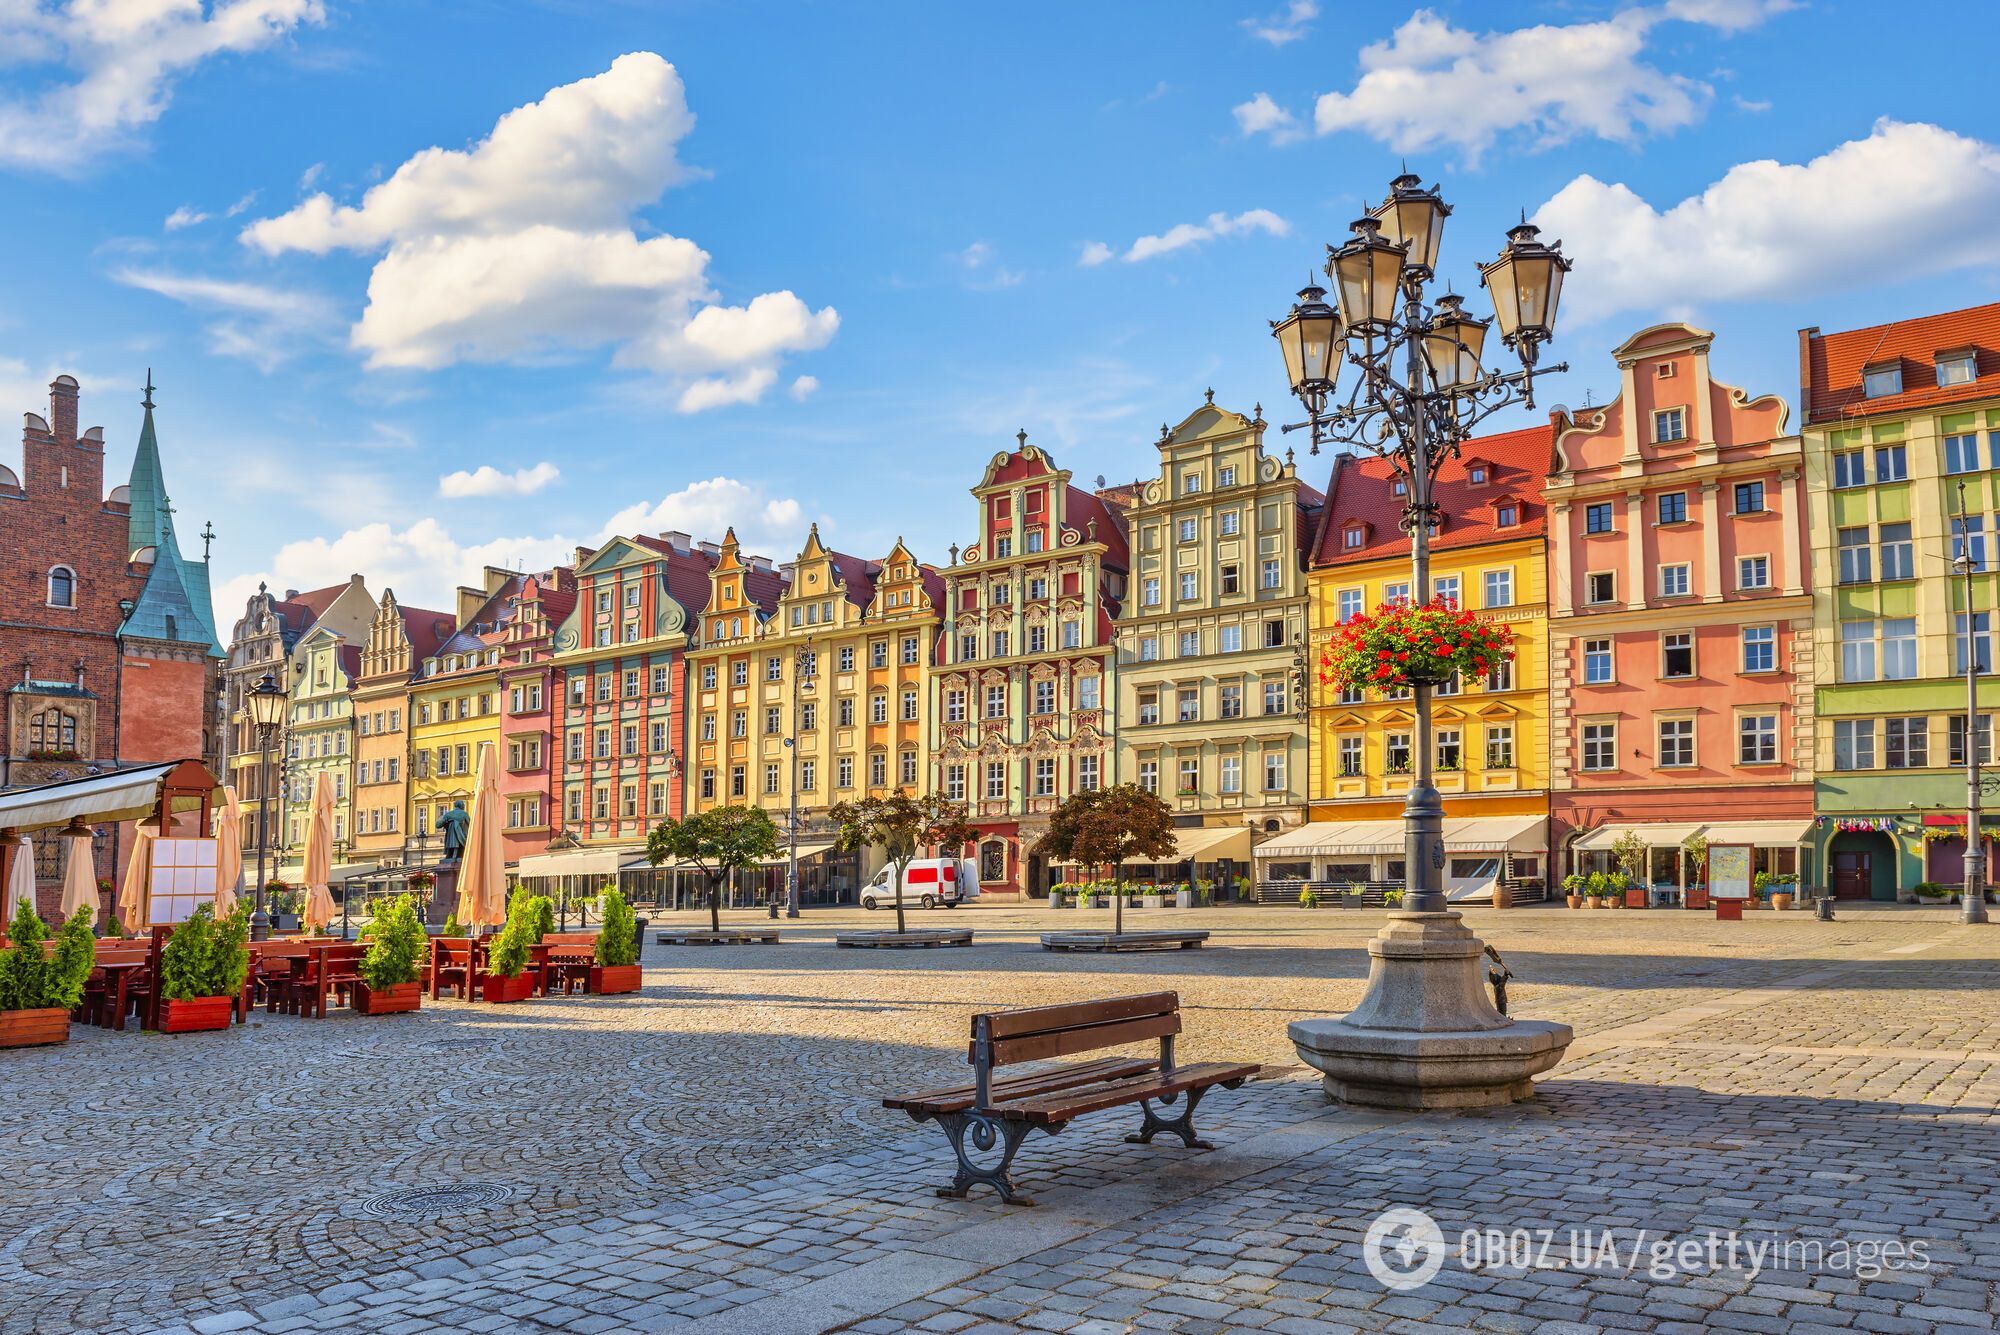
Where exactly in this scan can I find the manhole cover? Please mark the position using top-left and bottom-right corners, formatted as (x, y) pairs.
(355, 1184), (512, 1220)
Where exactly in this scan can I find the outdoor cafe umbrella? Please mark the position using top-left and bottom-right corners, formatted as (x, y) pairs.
(213, 785), (244, 916)
(300, 771), (337, 934)
(116, 822), (157, 932)
(58, 823), (97, 925)
(3, 832), (34, 924)
(454, 743), (507, 930)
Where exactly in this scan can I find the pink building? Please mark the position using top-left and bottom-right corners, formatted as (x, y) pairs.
(496, 568), (576, 867)
(1545, 323), (1816, 892)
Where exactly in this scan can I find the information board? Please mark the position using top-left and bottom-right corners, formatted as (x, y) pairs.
(148, 837), (219, 924)
(1708, 844), (1753, 901)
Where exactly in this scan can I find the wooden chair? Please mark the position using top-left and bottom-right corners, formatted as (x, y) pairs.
(281, 943), (368, 1018)
(884, 991), (1258, 1205)
(428, 937), (482, 1000)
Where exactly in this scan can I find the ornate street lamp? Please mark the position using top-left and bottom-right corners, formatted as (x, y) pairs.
(1274, 172), (1575, 1110)
(245, 670), (287, 941)
(1953, 482), (1992, 925)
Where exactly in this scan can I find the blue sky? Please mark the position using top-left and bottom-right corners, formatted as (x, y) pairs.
(4, 0), (1998, 618)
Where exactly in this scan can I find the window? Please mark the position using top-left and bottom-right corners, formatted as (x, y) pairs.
(1385, 733), (1411, 773)
(1182, 471), (1201, 496)
(1077, 755), (1099, 791)
(1950, 715), (1993, 766)
(1882, 618), (1917, 680)
(1142, 578), (1161, 607)
(1739, 714), (1777, 764)
(1337, 589), (1364, 623)
(1879, 523), (1914, 580)
(1484, 658), (1513, 691)
(731, 709), (747, 738)
(1339, 736), (1362, 776)
(1436, 728), (1461, 771)
(1262, 680), (1286, 716)
(1177, 687), (1199, 723)
(766, 705), (783, 735)
(1840, 620), (1876, 683)
(1585, 502), (1614, 534)
(1219, 624), (1241, 654)
(1137, 760), (1158, 794)
(1137, 692), (1160, 726)
(45, 566), (74, 608)
(1658, 718), (1695, 768)
(1662, 632), (1693, 679)
(1583, 639), (1613, 685)
(838, 756), (854, 789)
(945, 689), (966, 723)
(1733, 481), (1765, 514)
(1220, 565), (1240, 595)
(1885, 717), (1928, 770)
(960, 633), (978, 662)
(1343, 525), (1365, 550)
(731, 765), (746, 798)
(1179, 572), (1198, 601)
(1219, 683), (1243, 719)
(1656, 492), (1687, 525)
(985, 685), (1007, 719)
(1177, 757), (1199, 794)
(1468, 465), (1487, 484)
(991, 582), (1010, 606)
(701, 663), (717, 690)
(1957, 611), (1992, 675)
(700, 768), (715, 800)
(763, 763), (781, 795)
(1220, 754), (1242, 793)
(800, 759), (817, 792)
(765, 655), (783, 682)
(1582, 571), (1614, 605)
(901, 750), (918, 785)
(991, 631), (1010, 658)
(1034, 680), (1055, 715)
(1485, 724), (1515, 770)
(838, 697), (855, 728)
(1833, 719), (1874, 771)
(1659, 564), (1691, 598)
(1138, 636), (1158, 662)
(1061, 620), (1080, 649)
(1219, 510), (1240, 536)
(1875, 444), (1907, 482)
(1581, 722), (1616, 771)
(1653, 407), (1685, 443)
(1078, 676), (1099, 711)
(1838, 527), (1872, 585)
(1495, 504), (1518, 528)
(1832, 451), (1867, 489)
(1482, 570), (1513, 608)
(800, 700), (817, 731)
(1946, 433), (1981, 475)
(1177, 517), (1197, 543)
(650, 721), (667, 753)
(1383, 581), (1411, 604)
(1737, 556), (1769, 590)
(732, 661), (747, 686)
(1955, 515), (1987, 572)
(945, 764), (966, 801)
(1178, 630), (1199, 657)
(901, 687), (919, 721)
(1026, 529), (1044, 553)
(1863, 365), (1902, 398)
(1938, 352), (1977, 386)
(1742, 625), (1775, 673)
(1027, 626), (1047, 654)
(994, 535), (1011, 558)
(1219, 465), (1236, 487)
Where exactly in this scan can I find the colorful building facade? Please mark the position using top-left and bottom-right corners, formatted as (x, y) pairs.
(1547, 324), (1816, 889)
(1804, 303), (2000, 900)
(278, 626), (361, 880)
(349, 590), (452, 871)
(1113, 397), (1319, 876)
(496, 568), (575, 868)
(932, 434), (1129, 898)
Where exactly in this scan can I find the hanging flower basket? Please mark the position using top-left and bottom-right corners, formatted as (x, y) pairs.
(1320, 597), (1513, 692)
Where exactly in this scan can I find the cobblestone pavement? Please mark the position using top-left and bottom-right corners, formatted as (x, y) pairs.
(2, 905), (1993, 1334)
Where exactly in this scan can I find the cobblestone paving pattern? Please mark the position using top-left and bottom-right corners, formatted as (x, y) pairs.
(0, 905), (1991, 1334)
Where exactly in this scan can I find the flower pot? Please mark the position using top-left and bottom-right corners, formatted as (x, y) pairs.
(161, 995), (233, 1033)
(355, 981), (422, 1015)
(1624, 888), (1648, 909)
(483, 972), (535, 1004)
(0, 1007), (70, 1048)
(1142, 895), (1165, 910)
(1588, 897), (1606, 909)
(1566, 894), (1584, 909)
(1175, 891), (1193, 909)
(1770, 893), (1794, 912)
(1685, 885), (1710, 910)
(588, 964), (642, 995)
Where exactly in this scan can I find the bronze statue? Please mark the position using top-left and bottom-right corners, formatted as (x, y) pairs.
(437, 806), (470, 862)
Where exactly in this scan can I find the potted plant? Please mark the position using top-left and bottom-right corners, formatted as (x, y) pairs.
(1320, 595), (1515, 696)
(0, 903), (95, 1048)
(1561, 873), (1585, 909)
(1142, 885), (1166, 910)
(159, 904), (250, 1033)
(1177, 880), (1198, 910)
(439, 913), (468, 938)
(1913, 881), (1951, 902)
(482, 899), (536, 1004)
(1768, 873), (1796, 912)
(1584, 872), (1608, 908)
(356, 894), (425, 1015)
(1298, 886), (1319, 909)
(1382, 889), (1404, 908)
(589, 888), (642, 994)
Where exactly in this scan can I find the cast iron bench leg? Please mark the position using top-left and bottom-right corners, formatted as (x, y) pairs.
(930, 1111), (1040, 1206)
(1127, 1085), (1216, 1150)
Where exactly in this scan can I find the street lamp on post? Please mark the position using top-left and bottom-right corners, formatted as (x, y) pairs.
(1952, 482), (1992, 924)
(245, 670), (287, 942)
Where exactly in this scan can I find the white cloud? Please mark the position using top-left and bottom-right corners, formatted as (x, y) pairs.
(215, 475), (815, 613)
(788, 374), (819, 401)
(163, 204), (207, 231)
(1083, 210), (1290, 266)
(0, 1), (325, 173)
(958, 239), (1024, 290)
(1663, 0), (1797, 31)
(224, 190), (258, 217)
(1232, 92), (1299, 141)
(241, 52), (836, 409)
(437, 461), (561, 498)
(1243, 0), (1317, 46)
(110, 266), (340, 371)
(1534, 120), (2000, 326)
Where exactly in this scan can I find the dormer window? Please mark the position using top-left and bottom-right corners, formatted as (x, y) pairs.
(1938, 351), (1978, 387)
(1863, 363), (1902, 398)
(1467, 466), (1487, 485)
(1343, 525), (1366, 551)
(1392, 478), (1407, 497)
(1652, 407), (1686, 443)
(1495, 503), (1519, 528)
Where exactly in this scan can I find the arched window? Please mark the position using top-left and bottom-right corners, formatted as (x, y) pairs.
(979, 838), (1007, 884)
(47, 566), (75, 608)
(28, 708), (76, 753)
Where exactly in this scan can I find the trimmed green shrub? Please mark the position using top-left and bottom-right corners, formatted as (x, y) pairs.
(360, 895), (426, 989)
(440, 912), (468, 938)
(159, 904), (251, 1001)
(0, 903), (96, 1012)
(487, 897), (532, 978)
(596, 889), (638, 967)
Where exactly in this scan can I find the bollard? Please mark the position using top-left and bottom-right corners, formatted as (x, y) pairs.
(1816, 892), (1835, 922)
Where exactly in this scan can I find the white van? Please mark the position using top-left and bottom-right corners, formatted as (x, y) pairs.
(859, 858), (980, 910)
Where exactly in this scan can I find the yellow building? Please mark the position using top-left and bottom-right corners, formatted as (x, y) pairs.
(686, 526), (941, 903)
(350, 590), (452, 873)
(407, 581), (508, 859)
(1261, 425), (1554, 894)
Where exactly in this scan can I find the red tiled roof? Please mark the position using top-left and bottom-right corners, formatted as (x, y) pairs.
(336, 644), (362, 682)
(1311, 424), (1553, 567)
(825, 550), (879, 609)
(399, 605), (454, 662)
(1802, 302), (2000, 424)
(1066, 488), (1130, 568)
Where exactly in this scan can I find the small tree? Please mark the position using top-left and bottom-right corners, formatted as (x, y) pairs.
(1610, 831), (1648, 891)
(0, 903), (95, 1013)
(360, 894), (426, 990)
(487, 896), (533, 979)
(596, 887), (638, 966)
(646, 806), (781, 933)
(1034, 785), (1178, 934)
(1680, 833), (1709, 889)
(830, 792), (978, 935)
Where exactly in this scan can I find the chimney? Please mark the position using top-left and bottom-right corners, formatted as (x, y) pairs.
(48, 375), (79, 444)
(697, 541), (720, 560)
(660, 529), (692, 552)
(747, 555), (773, 573)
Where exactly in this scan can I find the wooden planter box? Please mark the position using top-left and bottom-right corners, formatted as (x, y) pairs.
(589, 964), (642, 995)
(161, 995), (233, 1033)
(1685, 885), (1710, 909)
(0, 1007), (69, 1048)
(355, 981), (422, 1015)
(483, 972), (535, 1004)
(1624, 888), (1649, 909)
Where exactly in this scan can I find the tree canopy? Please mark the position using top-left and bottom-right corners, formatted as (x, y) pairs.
(1034, 784), (1177, 877)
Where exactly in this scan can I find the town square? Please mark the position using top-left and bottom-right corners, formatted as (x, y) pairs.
(2, 2), (1998, 1332)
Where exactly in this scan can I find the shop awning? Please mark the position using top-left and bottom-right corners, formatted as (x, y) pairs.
(1573, 819), (1812, 851)
(1254, 816), (1545, 858)
(1572, 822), (1706, 852)
(1117, 826), (1253, 866)
(514, 846), (642, 879)
(757, 841), (836, 866)
(1697, 819), (1815, 847)
(0, 761), (209, 832)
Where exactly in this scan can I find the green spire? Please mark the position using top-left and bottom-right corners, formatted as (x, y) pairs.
(116, 374), (224, 658)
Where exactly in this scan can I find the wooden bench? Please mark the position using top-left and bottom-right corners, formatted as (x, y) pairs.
(884, 991), (1258, 1205)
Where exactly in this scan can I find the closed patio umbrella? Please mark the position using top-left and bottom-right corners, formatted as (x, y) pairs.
(58, 824), (97, 925)
(300, 772), (337, 934)
(3, 832), (35, 925)
(117, 823), (157, 931)
(454, 744), (507, 930)
(214, 785), (244, 916)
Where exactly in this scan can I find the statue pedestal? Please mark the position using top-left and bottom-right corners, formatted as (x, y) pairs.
(1288, 912), (1572, 1110)
(430, 863), (459, 926)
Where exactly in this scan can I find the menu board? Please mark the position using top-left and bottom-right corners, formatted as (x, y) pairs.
(1708, 844), (1753, 901)
(149, 837), (219, 924)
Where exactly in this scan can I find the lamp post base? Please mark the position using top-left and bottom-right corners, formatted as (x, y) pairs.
(248, 909), (270, 943)
(1288, 911), (1572, 1110)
